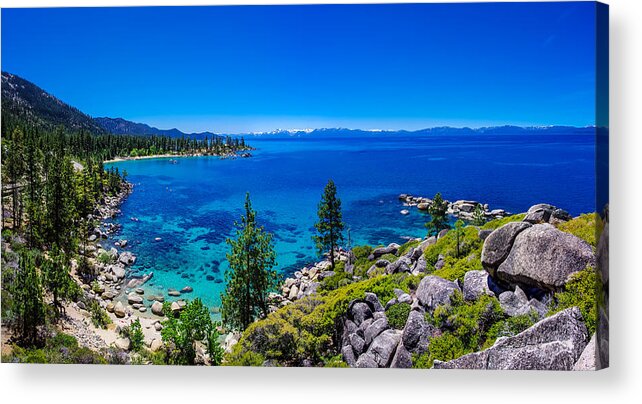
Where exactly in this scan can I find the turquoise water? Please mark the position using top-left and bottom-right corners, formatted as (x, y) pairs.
(105, 132), (596, 314)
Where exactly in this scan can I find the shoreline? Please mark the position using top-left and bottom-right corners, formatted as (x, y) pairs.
(103, 150), (253, 164)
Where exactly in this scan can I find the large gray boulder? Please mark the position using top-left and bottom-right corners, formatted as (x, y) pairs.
(341, 345), (357, 367)
(416, 275), (460, 311)
(364, 317), (389, 345)
(524, 203), (556, 224)
(573, 333), (597, 371)
(151, 300), (164, 316)
(386, 257), (412, 275)
(496, 224), (595, 291)
(481, 222), (532, 275)
(433, 307), (589, 370)
(412, 255), (428, 274)
(402, 310), (433, 354)
(366, 329), (402, 367)
(390, 341), (413, 368)
(371, 243), (400, 259)
(350, 302), (373, 325)
(355, 352), (378, 368)
(498, 286), (531, 317)
(364, 292), (384, 313)
(463, 270), (495, 301)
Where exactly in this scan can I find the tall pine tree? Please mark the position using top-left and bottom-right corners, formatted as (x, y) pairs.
(313, 179), (345, 270)
(221, 193), (278, 331)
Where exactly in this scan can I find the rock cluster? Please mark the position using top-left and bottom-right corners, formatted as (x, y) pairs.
(482, 217), (594, 291)
(433, 307), (589, 370)
(398, 194), (509, 220)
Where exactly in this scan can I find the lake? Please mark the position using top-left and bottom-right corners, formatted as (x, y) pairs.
(105, 132), (596, 314)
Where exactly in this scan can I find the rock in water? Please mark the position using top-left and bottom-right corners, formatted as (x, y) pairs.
(496, 224), (595, 291)
(416, 275), (460, 311)
(433, 307), (589, 370)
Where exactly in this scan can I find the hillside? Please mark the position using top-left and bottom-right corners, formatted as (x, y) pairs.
(1, 71), (107, 134)
(93, 117), (219, 139)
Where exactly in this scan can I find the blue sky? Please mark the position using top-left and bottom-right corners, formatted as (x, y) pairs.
(2, 3), (597, 133)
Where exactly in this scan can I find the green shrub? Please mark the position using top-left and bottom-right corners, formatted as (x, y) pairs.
(481, 214), (526, 230)
(97, 251), (113, 264)
(129, 318), (145, 352)
(352, 245), (373, 260)
(227, 273), (422, 366)
(2, 332), (108, 364)
(428, 292), (504, 352)
(423, 333), (467, 368)
(432, 254), (483, 282)
(483, 311), (538, 349)
(556, 213), (601, 248)
(549, 266), (598, 335)
(88, 299), (111, 329)
(323, 354), (349, 367)
(423, 226), (482, 267)
(386, 303), (411, 329)
(397, 239), (420, 257)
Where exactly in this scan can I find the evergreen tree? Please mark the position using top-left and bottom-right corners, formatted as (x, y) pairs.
(11, 250), (46, 346)
(313, 179), (345, 269)
(42, 245), (77, 320)
(471, 204), (486, 226)
(454, 219), (465, 258)
(425, 192), (449, 236)
(221, 193), (278, 331)
(161, 298), (223, 365)
(4, 127), (27, 229)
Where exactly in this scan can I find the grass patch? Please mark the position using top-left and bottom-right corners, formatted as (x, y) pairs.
(556, 213), (602, 249)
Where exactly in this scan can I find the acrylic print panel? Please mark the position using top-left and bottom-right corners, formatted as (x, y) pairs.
(0, 2), (608, 370)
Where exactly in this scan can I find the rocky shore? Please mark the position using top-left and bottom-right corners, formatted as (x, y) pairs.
(255, 202), (606, 370)
(399, 193), (510, 220)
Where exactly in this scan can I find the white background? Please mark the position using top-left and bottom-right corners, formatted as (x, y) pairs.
(0, 0), (640, 402)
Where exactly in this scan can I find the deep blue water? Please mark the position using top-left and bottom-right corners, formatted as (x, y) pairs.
(106, 133), (595, 315)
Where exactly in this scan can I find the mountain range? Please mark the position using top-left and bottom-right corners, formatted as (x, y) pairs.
(1, 72), (218, 138)
(1, 71), (594, 138)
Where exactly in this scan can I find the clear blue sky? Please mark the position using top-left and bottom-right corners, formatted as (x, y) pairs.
(2, 3), (597, 133)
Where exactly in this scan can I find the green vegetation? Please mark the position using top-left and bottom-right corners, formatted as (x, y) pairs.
(2, 332), (108, 364)
(43, 246), (79, 318)
(87, 299), (112, 329)
(471, 204), (487, 226)
(425, 192), (449, 236)
(129, 318), (145, 352)
(480, 213), (526, 230)
(226, 273), (422, 366)
(548, 266), (598, 335)
(313, 179), (345, 270)
(556, 213), (602, 248)
(386, 303), (411, 329)
(397, 239), (420, 257)
(161, 298), (224, 365)
(8, 250), (46, 346)
(221, 193), (278, 331)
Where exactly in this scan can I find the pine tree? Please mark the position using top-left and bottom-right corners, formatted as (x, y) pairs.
(471, 204), (486, 226)
(313, 179), (345, 269)
(221, 193), (278, 331)
(43, 245), (77, 320)
(11, 250), (46, 346)
(425, 192), (449, 236)
(454, 219), (465, 258)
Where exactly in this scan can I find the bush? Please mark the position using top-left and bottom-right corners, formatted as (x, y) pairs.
(323, 354), (349, 367)
(481, 214), (526, 230)
(88, 299), (111, 329)
(428, 292), (504, 353)
(227, 273), (422, 366)
(549, 266), (598, 335)
(423, 226), (482, 268)
(413, 333), (467, 368)
(397, 239), (420, 257)
(2, 332), (108, 364)
(484, 311), (538, 349)
(129, 318), (145, 352)
(386, 303), (411, 329)
(97, 251), (112, 264)
(556, 213), (601, 248)
(432, 254), (483, 283)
